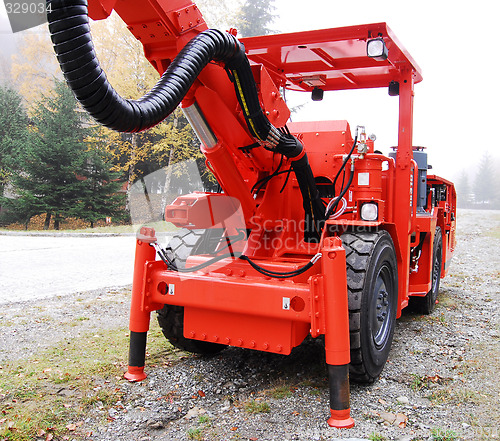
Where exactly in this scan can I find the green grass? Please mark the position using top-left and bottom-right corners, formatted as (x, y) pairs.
(368, 433), (387, 441)
(430, 427), (458, 440)
(269, 383), (293, 399)
(244, 399), (270, 414)
(0, 321), (174, 440)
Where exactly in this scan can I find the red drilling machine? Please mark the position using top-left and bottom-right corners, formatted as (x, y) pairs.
(47, 0), (457, 428)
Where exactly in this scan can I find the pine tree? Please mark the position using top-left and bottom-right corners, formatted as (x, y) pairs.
(9, 80), (88, 229)
(8, 80), (129, 229)
(473, 152), (495, 205)
(74, 141), (127, 228)
(236, 0), (277, 37)
(0, 85), (28, 195)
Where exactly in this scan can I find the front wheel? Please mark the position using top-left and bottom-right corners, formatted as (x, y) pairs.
(156, 229), (227, 355)
(342, 231), (398, 383)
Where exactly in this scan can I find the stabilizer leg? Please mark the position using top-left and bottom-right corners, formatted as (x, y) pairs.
(124, 227), (157, 382)
(322, 236), (355, 429)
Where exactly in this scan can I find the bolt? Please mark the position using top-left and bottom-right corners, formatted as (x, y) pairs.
(237, 339), (243, 346)
(213, 335), (219, 342)
(383, 300), (389, 306)
(190, 331), (196, 338)
(263, 342), (269, 350)
(377, 315), (383, 322)
(378, 293), (383, 300)
(377, 304), (382, 310)
(276, 345), (283, 352)
(201, 333), (207, 340)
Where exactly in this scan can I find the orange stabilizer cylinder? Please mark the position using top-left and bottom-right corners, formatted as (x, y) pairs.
(129, 227), (157, 333)
(322, 236), (354, 428)
(322, 236), (350, 365)
(125, 227), (157, 382)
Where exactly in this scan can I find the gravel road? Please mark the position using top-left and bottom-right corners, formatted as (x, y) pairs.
(1, 209), (498, 440)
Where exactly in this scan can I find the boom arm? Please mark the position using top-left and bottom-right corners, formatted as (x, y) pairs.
(47, 0), (325, 237)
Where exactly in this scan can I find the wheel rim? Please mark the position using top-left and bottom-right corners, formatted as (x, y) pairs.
(371, 263), (393, 348)
(431, 246), (441, 293)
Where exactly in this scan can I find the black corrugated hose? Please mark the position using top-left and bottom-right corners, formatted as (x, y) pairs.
(46, 0), (243, 132)
(46, 0), (325, 237)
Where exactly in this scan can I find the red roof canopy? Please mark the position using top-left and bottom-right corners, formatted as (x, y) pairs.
(241, 22), (422, 92)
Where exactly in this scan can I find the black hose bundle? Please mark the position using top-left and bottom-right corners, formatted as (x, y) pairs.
(47, 0), (242, 132)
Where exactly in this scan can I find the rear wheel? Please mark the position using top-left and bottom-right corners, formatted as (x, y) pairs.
(342, 231), (398, 383)
(410, 227), (443, 315)
(156, 229), (227, 355)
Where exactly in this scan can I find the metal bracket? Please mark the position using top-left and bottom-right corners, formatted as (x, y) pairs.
(309, 275), (326, 338)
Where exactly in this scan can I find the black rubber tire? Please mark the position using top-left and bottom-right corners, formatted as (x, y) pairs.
(410, 227), (443, 315)
(156, 229), (227, 355)
(342, 230), (398, 383)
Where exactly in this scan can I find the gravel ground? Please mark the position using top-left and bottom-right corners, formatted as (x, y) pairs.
(1, 209), (498, 440)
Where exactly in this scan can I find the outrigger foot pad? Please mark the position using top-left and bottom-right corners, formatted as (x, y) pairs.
(327, 408), (355, 428)
(124, 366), (147, 382)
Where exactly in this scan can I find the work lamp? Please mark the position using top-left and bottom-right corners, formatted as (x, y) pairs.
(360, 202), (378, 221)
(367, 37), (388, 61)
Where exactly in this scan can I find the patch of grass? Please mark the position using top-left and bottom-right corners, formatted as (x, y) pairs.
(198, 415), (211, 425)
(187, 427), (204, 440)
(244, 399), (270, 414)
(430, 427), (458, 440)
(427, 388), (451, 404)
(369, 433), (387, 441)
(269, 383), (293, 399)
(410, 373), (425, 391)
(0, 320), (175, 441)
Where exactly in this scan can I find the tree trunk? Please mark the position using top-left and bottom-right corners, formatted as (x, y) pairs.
(44, 212), (51, 230)
(90, 220), (94, 228)
(54, 217), (60, 230)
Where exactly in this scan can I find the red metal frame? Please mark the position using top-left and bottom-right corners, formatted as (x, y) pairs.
(87, 0), (456, 429)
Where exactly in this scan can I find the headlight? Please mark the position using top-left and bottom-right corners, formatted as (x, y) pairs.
(367, 37), (388, 61)
(361, 202), (378, 221)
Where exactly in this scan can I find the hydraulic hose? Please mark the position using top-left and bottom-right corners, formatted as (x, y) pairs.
(47, 0), (242, 132)
(47, 0), (325, 237)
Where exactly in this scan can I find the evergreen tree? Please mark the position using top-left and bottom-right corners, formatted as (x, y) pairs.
(236, 0), (277, 37)
(7, 80), (126, 229)
(9, 80), (88, 229)
(0, 85), (28, 195)
(74, 140), (127, 228)
(473, 152), (495, 204)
